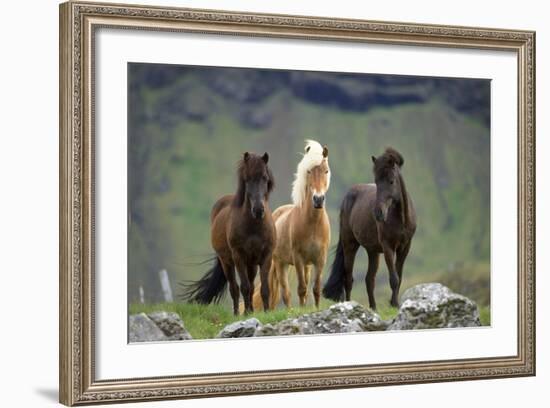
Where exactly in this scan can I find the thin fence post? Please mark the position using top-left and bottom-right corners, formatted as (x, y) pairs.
(158, 269), (173, 302)
(139, 285), (145, 304)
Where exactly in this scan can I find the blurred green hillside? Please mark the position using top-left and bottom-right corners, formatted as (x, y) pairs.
(128, 64), (490, 309)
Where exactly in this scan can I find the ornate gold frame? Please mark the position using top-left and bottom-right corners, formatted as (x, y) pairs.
(59, 1), (536, 405)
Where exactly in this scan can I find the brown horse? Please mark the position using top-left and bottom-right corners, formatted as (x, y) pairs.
(322, 147), (416, 310)
(180, 152), (276, 315)
(253, 140), (331, 309)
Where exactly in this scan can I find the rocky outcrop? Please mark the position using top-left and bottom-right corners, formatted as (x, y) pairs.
(130, 284), (482, 342)
(387, 283), (481, 330)
(256, 301), (388, 336)
(148, 311), (193, 340)
(215, 284), (481, 338)
(129, 313), (167, 343)
(255, 302), (389, 337)
(217, 318), (262, 338)
(129, 311), (192, 342)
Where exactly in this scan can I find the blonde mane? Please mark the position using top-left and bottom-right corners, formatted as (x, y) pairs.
(291, 140), (330, 207)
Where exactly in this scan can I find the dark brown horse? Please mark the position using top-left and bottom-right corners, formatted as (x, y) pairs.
(181, 152), (276, 315)
(322, 147), (416, 310)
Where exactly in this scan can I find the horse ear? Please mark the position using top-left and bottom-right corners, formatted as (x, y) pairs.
(371, 156), (377, 164)
(262, 152), (269, 164)
(323, 145), (329, 158)
(243, 152), (250, 162)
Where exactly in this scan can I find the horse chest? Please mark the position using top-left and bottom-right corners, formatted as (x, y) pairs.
(291, 230), (326, 262)
(229, 226), (273, 262)
(243, 235), (267, 254)
(299, 241), (324, 262)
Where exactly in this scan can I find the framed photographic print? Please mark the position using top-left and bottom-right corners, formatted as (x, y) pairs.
(59, 1), (536, 405)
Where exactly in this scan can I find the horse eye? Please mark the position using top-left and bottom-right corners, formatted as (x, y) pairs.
(390, 180), (394, 185)
(307, 170), (311, 174)
(325, 170), (329, 174)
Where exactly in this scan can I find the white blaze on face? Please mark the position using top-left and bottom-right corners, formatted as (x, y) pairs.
(291, 139), (329, 208)
(312, 185), (327, 197)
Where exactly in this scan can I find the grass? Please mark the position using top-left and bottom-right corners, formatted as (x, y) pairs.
(479, 306), (491, 326)
(129, 301), (490, 339)
(130, 300), (341, 339)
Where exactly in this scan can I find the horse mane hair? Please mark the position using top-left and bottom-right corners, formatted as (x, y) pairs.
(291, 140), (331, 207)
(397, 171), (411, 228)
(382, 147), (404, 167)
(233, 153), (274, 207)
(374, 147), (410, 226)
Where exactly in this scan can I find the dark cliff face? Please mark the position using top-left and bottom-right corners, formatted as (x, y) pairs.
(129, 63), (490, 128)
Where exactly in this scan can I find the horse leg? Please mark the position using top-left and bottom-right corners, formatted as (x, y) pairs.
(343, 240), (360, 301)
(395, 241), (411, 297)
(303, 265), (312, 305)
(381, 243), (399, 307)
(267, 262), (278, 309)
(312, 259), (325, 309)
(259, 253), (272, 312)
(221, 259), (239, 315)
(276, 262), (291, 308)
(234, 255), (252, 314)
(295, 258), (308, 307)
(365, 250), (380, 310)
(246, 264), (259, 313)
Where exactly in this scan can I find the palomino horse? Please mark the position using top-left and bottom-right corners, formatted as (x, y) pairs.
(254, 140), (331, 309)
(322, 147), (416, 310)
(181, 152), (276, 315)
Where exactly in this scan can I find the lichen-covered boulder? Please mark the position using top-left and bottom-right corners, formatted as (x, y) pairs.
(129, 312), (193, 342)
(255, 301), (388, 336)
(388, 283), (481, 330)
(129, 313), (167, 342)
(147, 311), (192, 340)
(217, 318), (262, 338)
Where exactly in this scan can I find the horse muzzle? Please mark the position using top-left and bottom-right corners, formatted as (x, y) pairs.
(252, 206), (265, 219)
(312, 194), (325, 209)
(374, 207), (386, 222)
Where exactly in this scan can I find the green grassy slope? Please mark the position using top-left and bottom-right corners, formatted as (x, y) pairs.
(129, 301), (491, 339)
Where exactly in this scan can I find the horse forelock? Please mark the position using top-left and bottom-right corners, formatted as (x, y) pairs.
(373, 147), (405, 179)
(292, 140), (330, 207)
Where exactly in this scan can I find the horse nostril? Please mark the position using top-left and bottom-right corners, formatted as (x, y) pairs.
(253, 207), (265, 219)
(313, 195), (325, 208)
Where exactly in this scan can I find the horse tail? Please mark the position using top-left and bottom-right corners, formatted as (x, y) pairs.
(322, 188), (358, 302)
(322, 238), (346, 301)
(179, 257), (227, 304)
